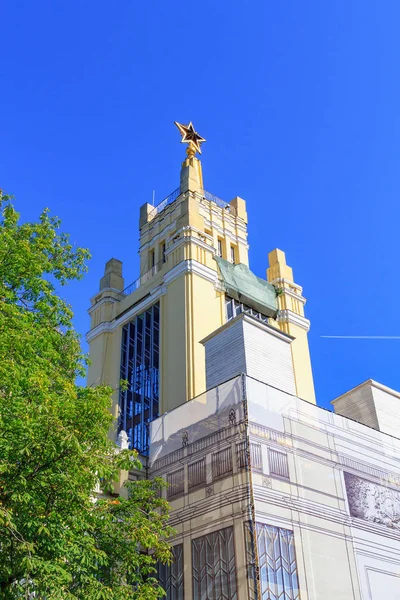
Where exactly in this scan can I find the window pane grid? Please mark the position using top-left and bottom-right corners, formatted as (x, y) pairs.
(118, 303), (160, 455)
(225, 296), (269, 325)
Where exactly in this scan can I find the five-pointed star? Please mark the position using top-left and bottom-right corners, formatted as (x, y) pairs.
(174, 121), (206, 154)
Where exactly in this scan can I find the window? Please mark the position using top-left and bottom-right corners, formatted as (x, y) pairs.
(250, 443), (263, 472)
(149, 249), (155, 268)
(167, 468), (184, 499)
(236, 441), (247, 470)
(192, 527), (237, 600)
(161, 241), (166, 263)
(269, 449), (289, 479)
(225, 297), (242, 321)
(158, 544), (184, 600)
(225, 296), (270, 325)
(118, 303), (160, 455)
(256, 523), (299, 600)
(236, 443), (262, 472)
(217, 239), (223, 257)
(230, 245), (236, 264)
(188, 458), (206, 490)
(212, 447), (232, 479)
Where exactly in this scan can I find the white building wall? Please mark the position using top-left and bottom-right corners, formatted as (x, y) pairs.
(242, 319), (296, 395)
(332, 383), (378, 430)
(149, 374), (400, 600)
(247, 377), (400, 600)
(373, 385), (400, 438)
(203, 313), (296, 395)
(204, 319), (246, 389)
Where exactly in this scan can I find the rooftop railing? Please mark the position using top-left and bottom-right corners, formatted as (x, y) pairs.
(152, 188), (181, 215)
(203, 190), (230, 211)
(151, 187), (231, 218)
(118, 260), (165, 298)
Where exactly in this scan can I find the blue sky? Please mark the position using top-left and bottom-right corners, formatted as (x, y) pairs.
(1, 1), (400, 409)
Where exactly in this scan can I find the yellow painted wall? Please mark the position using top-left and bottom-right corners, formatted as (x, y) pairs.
(86, 326), (122, 429)
(185, 273), (225, 402)
(160, 276), (188, 413)
(287, 324), (316, 404)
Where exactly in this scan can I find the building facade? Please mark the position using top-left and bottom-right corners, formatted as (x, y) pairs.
(87, 125), (400, 599)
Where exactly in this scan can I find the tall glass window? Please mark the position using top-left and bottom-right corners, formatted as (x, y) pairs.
(256, 523), (299, 600)
(192, 526), (237, 600)
(119, 302), (160, 455)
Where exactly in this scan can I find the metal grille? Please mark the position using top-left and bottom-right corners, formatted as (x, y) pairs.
(154, 187), (180, 214)
(236, 441), (247, 470)
(188, 458), (206, 490)
(119, 261), (165, 297)
(192, 526), (237, 600)
(212, 447), (233, 479)
(251, 443), (263, 472)
(158, 543), (184, 600)
(167, 468), (184, 499)
(118, 303), (160, 455)
(269, 449), (289, 479)
(256, 523), (299, 600)
(204, 190), (230, 211)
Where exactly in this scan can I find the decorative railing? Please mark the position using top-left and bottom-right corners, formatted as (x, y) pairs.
(153, 188), (180, 215)
(151, 187), (231, 217)
(203, 190), (230, 211)
(118, 260), (165, 298)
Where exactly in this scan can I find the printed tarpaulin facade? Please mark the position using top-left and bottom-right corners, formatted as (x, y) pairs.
(214, 256), (278, 318)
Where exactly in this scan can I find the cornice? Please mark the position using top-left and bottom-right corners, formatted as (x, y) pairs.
(166, 230), (215, 256)
(89, 288), (122, 306)
(88, 293), (121, 315)
(139, 221), (178, 252)
(164, 259), (218, 287)
(269, 277), (303, 295)
(86, 259), (219, 343)
(86, 287), (164, 343)
(86, 321), (113, 342)
(278, 309), (310, 331)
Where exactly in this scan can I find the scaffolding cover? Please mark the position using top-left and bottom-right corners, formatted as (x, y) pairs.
(215, 256), (278, 318)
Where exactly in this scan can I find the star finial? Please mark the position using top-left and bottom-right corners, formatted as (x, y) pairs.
(174, 121), (206, 157)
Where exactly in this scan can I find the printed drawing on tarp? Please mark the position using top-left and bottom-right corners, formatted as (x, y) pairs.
(344, 472), (400, 529)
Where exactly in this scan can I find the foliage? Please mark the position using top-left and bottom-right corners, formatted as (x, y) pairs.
(0, 193), (173, 599)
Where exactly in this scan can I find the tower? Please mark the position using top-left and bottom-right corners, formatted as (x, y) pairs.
(267, 249), (316, 403)
(86, 122), (315, 455)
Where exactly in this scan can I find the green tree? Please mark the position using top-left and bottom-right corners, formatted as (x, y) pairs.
(0, 192), (172, 599)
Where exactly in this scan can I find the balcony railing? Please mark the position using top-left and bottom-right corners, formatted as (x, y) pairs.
(118, 260), (165, 298)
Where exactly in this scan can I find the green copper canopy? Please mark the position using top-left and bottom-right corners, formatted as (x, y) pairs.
(214, 257), (278, 318)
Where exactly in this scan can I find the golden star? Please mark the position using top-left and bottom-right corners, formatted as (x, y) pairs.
(174, 121), (206, 155)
